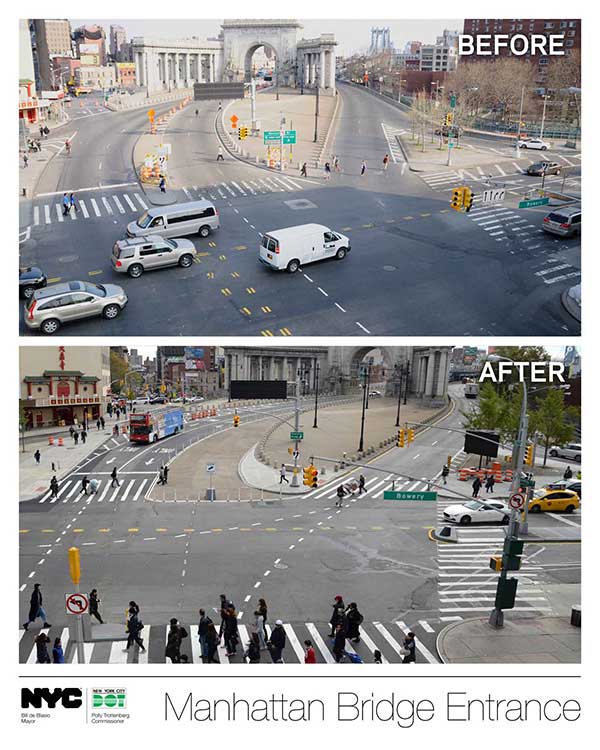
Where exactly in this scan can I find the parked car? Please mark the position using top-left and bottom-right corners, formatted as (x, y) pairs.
(24, 280), (127, 335)
(542, 206), (581, 238)
(111, 236), (196, 278)
(443, 499), (510, 525)
(529, 489), (579, 514)
(434, 125), (462, 138)
(19, 266), (47, 299)
(368, 390), (382, 398)
(150, 396), (167, 404)
(259, 223), (351, 273)
(549, 443), (581, 461)
(518, 138), (550, 150)
(132, 396), (151, 405)
(526, 161), (561, 176)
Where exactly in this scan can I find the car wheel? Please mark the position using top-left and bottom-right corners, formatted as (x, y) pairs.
(152, 434), (158, 443)
(522, 144), (527, 149)
(336, 247), (347, 261)
(179, 254), (193, 268)
(40, 318), (60, 335)
(541, 146), (547, 150)
(128, 263), (144, 278)
(574, 455), (580, 462)
(459, 516), (471, 526)
(565, 505), (575, 514)
(501, 515), (510, 525)
(199, 225), (210, 238)
(103, 304), (121, 320)
(556, 169), (561, 175)
(22, 285), (36, 299)
(530, 504), (541, 513)
(549, 450), (558, 457)
(287, 259), (300, 273)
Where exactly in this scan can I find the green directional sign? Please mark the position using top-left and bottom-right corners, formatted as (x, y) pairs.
(450, 94), (456, 108)
(283, 130), (296, 144)
(290, 431), (304, 440)
(384, 490), (437, 501)
(263, 131), (280, 142)
(519, 197), (550, 208)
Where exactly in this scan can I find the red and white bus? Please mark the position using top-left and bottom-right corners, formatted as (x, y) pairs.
(129, 409), (184, 443)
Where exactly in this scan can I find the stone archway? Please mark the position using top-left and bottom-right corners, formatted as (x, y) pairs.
(243, 42), (278, 83)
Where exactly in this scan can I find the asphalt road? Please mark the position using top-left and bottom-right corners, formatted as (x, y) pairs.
(19, 386), (580, 663)
(19, 85), (580, 336)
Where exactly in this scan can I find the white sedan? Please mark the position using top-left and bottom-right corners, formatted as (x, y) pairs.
(518, 137), (550, 151)
(443, 499), (510, 525)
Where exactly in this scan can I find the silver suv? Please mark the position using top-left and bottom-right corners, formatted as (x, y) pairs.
(111, 236), (196, 278)
(24, 280), (128, 335)
(549, 443), (581, 462)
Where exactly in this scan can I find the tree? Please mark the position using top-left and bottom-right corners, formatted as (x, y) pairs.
(462, 382), (520, 443)
(530, 389), (579, 466)
(110, 350), (128, 395)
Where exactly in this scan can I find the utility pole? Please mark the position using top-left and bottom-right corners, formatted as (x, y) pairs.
(365, 361), (372, 410)
(279, 111), (285, 172)
(358, 363), (369, 453)
(290, 373), (301, 486)
(403, 361), (410, 404)
(394, 365), (403, 427)
(540, 94), (549, 140)
(313, 363), (320, 428)
(313, 68), (320, 143)
(250, 79), (257, 131)
(515, 85), (525, 158)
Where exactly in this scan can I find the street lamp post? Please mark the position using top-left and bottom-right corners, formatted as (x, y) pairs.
(365, 361), (372, 410)
(394, 364), (404, 427)
(540, 94), (550, 140)
(403, 361), (410, 405)
(313, 67), (320, 143)
(358, 363), (370, 453)
(313, 363), (320, 428)
(515, 85), (525, 158)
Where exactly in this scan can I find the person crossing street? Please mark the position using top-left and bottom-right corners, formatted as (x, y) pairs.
(62, 192), (70, 215)
(441, 465), (450, 484)
(89, 589), (104, 623)
(268, 620), (286, 663)
(110, 466), (121, 488)
(23, 583), (51, 631)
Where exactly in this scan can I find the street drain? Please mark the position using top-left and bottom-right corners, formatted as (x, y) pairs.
(383, 265), (397, 272)
(284, 199), (317, 210)
(274, 562), (288, 570)
(58, 255), (79, 263)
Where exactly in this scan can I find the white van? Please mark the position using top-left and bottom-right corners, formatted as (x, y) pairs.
(126, 200), (219, 240)
(258, 223), (351, 273)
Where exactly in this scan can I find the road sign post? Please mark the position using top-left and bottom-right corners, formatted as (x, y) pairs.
(205, 463), (216, 502)
(67, 547), (85, 663)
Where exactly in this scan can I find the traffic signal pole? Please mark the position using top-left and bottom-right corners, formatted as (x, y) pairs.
(291, 375), (301, 486)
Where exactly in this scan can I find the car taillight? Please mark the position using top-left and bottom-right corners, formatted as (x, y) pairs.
(115, 260), (122, 267)
(28, 300), (37, 319)
(215, 208), (219, 215)
(560, 223), (570, 229)
(274, 244), (280, 254)
(543, 217), (550, 223)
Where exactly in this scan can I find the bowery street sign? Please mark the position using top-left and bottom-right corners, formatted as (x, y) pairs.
(384, 490), (437, 501)
(519, 197), (550, 208)
(290, 431), (304, 440)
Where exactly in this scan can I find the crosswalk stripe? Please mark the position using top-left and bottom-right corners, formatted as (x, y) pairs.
(238, 624), (251, 661)
(120, 480), (135, 502)
(242, 181), (256, 194)
(52, 480), (71, 502)
(66, 482), (81, 499)
(284, 623), (306, 662)
(396, 621), (438, 663)
(112, 195), (126, 214)
(231, 181), (246, 195)
(73, 642), (95, 664)
(102, 197), (113, 215)
(44, 205), (51, 224)
(359, 626), (388, 663)
(56, 204), (64, 222)
(183, 187), (192, 200)
(79, 199), (90, 218)
(97, 482), (112, 502)
(134, 193), (148, 210)
(33, 206), (40, 225)
(306, 623), (335, 663)
(221, 182), (236, 196)
(123, 194), (136, 211)
(108, 484), (122, 502)
(373, 622), (403, 657)
(189, 624), (202, 663)
(132, 479), (148, 502)
(109, 641), (129, 663)
(90, 198), (101, 217)
(272, 176), (295, 191)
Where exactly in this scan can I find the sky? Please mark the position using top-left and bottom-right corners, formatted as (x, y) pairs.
(69, 19), (464, 56)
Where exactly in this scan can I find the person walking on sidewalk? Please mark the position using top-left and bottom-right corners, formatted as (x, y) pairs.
(197, 608), (212, 661)
(35, 633), (51, 663)
(195, 109), (199, 117)
(23, 583), (51, 631)
(162, 465), (169, 484)
(89, 589), (103, 623)
(81, 429), (87, 444)
(157, 466), (165, 486)
(382, 154), (390, 171)
(159, 175), (166, 193)
(79, 476), (90, 495)
(34, 449), (41, 465)
(401, 631), (416, 663)
(23, 153), (29, 168)
(165, 618), (188, 663)
(485, 474), (495, 494)
(100, 416), (105, 429)
(358, 474), (366, 495)
(279, 464), (289, 484)
(304, 639), (316, 663)
(52, 637), (64, 664)
(563, 466), (573, 480)
(300, 162), (308, 178)
(472, 476), (482, 498)
(360, 160), (367, 176)
(253, 609), (267, 650)
(268, 620), (286, 663)
(205, 622), (219, 663)
(69, 193), (78, 213)
(217, 147), (224, 161)
(324, 162), (331, 180)
(96, 419), (101, 431)
(223, 606), (239, 657)
(73, 430), (79, 445)
(110, 466), (120, 488)
(441, 465), (449, 484)
(62, 192), (70, 215)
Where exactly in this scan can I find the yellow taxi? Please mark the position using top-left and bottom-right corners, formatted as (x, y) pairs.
(528, 489), (580, 514)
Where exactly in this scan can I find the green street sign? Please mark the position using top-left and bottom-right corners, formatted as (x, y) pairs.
(263, 131), (280, 142)
(520, 478), (536, 488)
(450, 94), (456, 108)
(283, 130), (296, 144)
(290, 431), (304, 440)
(519, 197), (550, 208)
(384, 490), (437, 501)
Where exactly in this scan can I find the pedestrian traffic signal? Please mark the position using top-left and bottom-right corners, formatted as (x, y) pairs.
(451, 187), (464, 211)
(303, 464), (316, 486)
(463, 187), (474, 212)
(233, 415), (240, 427)
(524, 444), (534, 466)
(397, 429), (405, 448)
(489, 555), (503, 572)
(408, 428), (415, 443)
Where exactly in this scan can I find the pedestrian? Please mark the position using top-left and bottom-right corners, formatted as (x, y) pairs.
(195, 108), (199, 117)
(472, 476), (482, 498)
(245, 632), (261, 663)
(333, 155), (340, 172)
(23, 583), (51, 631)
(96, 419), (101, 431)
(333, 623), (346, 662)
(279, 464), (289, 484)
(205, 622), (219, 663)
(110, 466), (120, 488)
(49, 475), (59, 499)
(62, 192), (70, 215)
(218, 594), (231, 637)
(107, 403), (113, 418)
(336, 484), (346, 507)
(35, 633), (51, 663)
(344, 602), (364, 643)
(304, 639), (316, 663)
(69, 425), (75, 438)
(253, 610), (267, 650)
(113, 425), (119, 437)
(158, 466), (165, 486)
(52, 637), (64, 664)
(34, 449), (41, 465)
(69, 192), (78, 213)
(163, 465), (169, 484)
(165, 618), (188, 663)
(23, 153), (29, 168)
(223, 607), (239, 657)
(79, 476), (89, 495)
(360, 160), (367, 176)
(89, 589), (103, 623)
(81, 429), (87, 444)
(89, 478), (98, 495)
(485, 474), (495, 494)
(401, 631), (416, 663)
(217, 147), (224, 161)
(116, 408), (120, 420)
(198, 608), (212, 662)
(300, 162), (308, 177)
(268, 620), (286, 663)
(358, 474), (366, 495)
(39, 125), (44, 139)
(563, 466), (573, 480)
(100, 416), (105, 429)
(383, 154), (389, 171)
(441, 465), (449, 484)
(328, 595), (345, 636)
(258, 598), (268, 641)
(73, 430), (79, 445)
(124, 606), (145, 652)
(159, 175), (166, 193)
(373, 650), (383, 663)
(324, 162), (331, 180)
(218, 101), (222, 111)
(44, 126), (49, 137)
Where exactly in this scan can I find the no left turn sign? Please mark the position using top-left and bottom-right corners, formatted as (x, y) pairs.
(65, 592), (89, 615)
(509, 493), (525, 510)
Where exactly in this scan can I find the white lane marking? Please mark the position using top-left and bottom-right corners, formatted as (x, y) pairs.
(359, 626), (388, 662)
(134, 193), (148, 210)
(123, 194), (136, 211)
(317, 287), (329, 297)
(112, 195), (126, 214)
(334, 303), (347, 312)
(418, 620), (434, 633)
(372, 622), (403, 657)
(44, 205), (51, 224)
(356, 322), (371, 334)
(132, 479), (148, 501)
(90, 198), (101, 217)
(56, 204), (64, 222)
(79, 199), (90, 218)
(101, 197), (113, 215)
(546, 512), (581, 527)
(120, 480), (135, 502)
(306, 623), (335, 663)
(284, 624), (306, 662)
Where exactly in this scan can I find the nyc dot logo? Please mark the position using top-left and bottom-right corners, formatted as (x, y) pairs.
(92, 688), (127, 709)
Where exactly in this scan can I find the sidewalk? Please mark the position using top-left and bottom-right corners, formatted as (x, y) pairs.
(19, 118), (76, 201)
(238, 446), (307, 495)
(437, 615), (580, 663)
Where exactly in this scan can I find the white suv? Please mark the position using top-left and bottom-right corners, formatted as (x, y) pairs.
(549, 443), (581, 462)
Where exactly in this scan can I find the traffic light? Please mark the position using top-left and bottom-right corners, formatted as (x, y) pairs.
(233, 415), (240, 427)
(407, 428), (415, 443)
(238, 127), (248, 140)
(451, 187), (464, 211)
(303, 464), (316, 486)
(397, 429), (405, 448)
(489, 555), (502, 572)
(524, 444), (534, 466)
(463, 187), (474, 212)
(310, 467), (319, 488)
(447, 454), (452, 468)
(444, 112), (454, 126)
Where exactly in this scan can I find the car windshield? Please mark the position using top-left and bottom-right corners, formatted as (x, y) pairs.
(82, 282), (106, 297)
(162, 238), (176, 249)
(464, 501), (483, 510)
(136, 212), (152, 228)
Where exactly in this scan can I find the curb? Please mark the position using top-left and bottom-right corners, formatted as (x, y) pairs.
(316, 90), (341, 166)
(237, 444), (309, 496)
